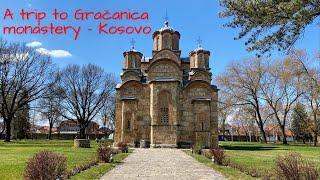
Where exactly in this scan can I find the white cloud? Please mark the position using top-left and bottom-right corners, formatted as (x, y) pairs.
(27, 3), (32, 7)
(26, 41), (42, 48)
(36, 48), (72, 58)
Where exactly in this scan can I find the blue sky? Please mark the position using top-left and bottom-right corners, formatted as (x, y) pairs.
(0, 0), (319, 82)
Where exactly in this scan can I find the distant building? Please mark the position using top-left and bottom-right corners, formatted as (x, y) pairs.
(35, 126), (58, 135)
(58, 120), (101, 136)
(219, 123), (295, 142)
(265, 125), (294, 142)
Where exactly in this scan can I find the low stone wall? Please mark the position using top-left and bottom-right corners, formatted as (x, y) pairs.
(25, 133), (105, 140)
(74, 139), (91, 148)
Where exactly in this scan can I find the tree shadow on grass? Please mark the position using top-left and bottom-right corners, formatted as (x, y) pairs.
(222, 145), (279, 151)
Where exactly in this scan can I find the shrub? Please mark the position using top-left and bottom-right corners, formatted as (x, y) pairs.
(201, 149), (212, 159)
(275, 152), (319, 180)
(24, 151), (67, 180)
(192, 143), (203, 154)
(117, 141), (128, 153)
(97, 143), (112, 163)
(210, 147), (225, 165)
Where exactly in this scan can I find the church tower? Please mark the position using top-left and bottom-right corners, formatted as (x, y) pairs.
(188, 39), (212, 83)
(121, 40), (143, 82)
(152, 19), (181, 57)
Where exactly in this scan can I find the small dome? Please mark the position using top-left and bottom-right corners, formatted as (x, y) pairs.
(123, 49), (143, 57)
(159, 21), (175, 32)
(189, 48), (210, 56)
(153, 20), (180, 39)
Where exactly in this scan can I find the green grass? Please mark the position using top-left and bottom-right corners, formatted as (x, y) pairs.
(183, 150), (256, 180)
(185, 142), (320, 179)
(70, 151), (132, 180)
(220, 141), (320, 177)
(0, 140), (100, 180)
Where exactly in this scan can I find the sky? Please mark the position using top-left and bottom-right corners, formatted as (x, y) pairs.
(0, 0), (319, 83)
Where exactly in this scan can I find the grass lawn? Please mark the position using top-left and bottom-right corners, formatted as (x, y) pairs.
(0, 140), (103, 180)
(183, 150), (256, 180)
(219, 141), (320, 178)
(185, 141), (320, 179)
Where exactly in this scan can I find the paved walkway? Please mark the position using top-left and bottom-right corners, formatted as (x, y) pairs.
(100, 148), (225, 180)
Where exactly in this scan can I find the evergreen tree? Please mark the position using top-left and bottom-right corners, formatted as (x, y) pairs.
(11, 103), (30, 139)
(292, 103), (312, 143)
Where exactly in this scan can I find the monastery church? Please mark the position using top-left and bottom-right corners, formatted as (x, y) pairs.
(114, 20), (218, 148)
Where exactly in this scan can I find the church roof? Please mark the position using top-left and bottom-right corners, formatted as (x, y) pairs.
(141, 56), (152, 62)
(181, 57), (189, 62)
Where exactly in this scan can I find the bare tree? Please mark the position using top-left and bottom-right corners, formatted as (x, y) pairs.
(260, 53), (304, 144)
(217, 58), (270, 143)
(293, 50), (320, 146)
(0, 118), (5, 139)
(218, 93), (233, 139)
(39, 73), (63, 140)
(100, 96), (116, 138)
(57, 64), (116, 139)
(234, 105), (263, 142)
(0, 40), (53, 142)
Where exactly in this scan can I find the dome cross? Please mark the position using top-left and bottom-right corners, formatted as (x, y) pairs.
(196, 36), (203, 49)
(130, 38), (136, 50)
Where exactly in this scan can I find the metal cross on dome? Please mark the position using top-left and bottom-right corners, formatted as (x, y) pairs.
(196, 36), (203, 48)
(164, 9), (169, 27)
(130, 38), (136, 50)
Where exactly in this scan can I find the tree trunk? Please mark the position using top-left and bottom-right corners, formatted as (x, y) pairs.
(314, 133), (318, 146)
(255, 104), (267, 143)
(222, 118), (226, 140)
(48, 124), (53, 140)
(0, 121), (5, 139)
(79, 126), (86, 139)
(280, 125), (287, 144)
(4, 119), (11, 142)
(258, 125), (267, 143)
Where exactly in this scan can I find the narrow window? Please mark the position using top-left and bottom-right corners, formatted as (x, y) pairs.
(132, 58), (136, 68)
(156, 37), (160, 50)
(160, 107), (169, 124)
(127, 120), (131, 129)
(125, 112), (132, 130)
(158, 91), (171, 125)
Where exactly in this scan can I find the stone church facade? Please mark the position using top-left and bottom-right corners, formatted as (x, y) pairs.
(114, 21), (218, 148)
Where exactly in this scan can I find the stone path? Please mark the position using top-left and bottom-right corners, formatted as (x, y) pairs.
(100, 148), (225, 180)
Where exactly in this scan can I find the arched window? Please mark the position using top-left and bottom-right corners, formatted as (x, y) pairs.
(158, 91), (171, 125)
(132, 58), (136, 68)
(172, 34), (179, 50)
(198, 54), (205, 68)
(163, 34), (171, 49)
(128, 56), (135, 68)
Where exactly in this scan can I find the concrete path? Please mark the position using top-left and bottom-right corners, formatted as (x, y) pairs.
(100, 148), (225, 180)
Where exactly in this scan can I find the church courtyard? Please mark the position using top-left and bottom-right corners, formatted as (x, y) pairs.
(0, 140), (319, 179)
